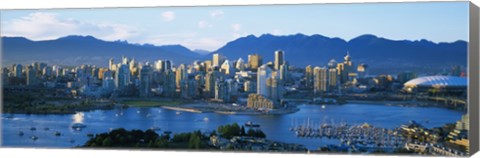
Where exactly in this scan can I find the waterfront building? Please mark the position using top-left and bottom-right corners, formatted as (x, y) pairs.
(274, 50), (285, 70)
(247, 93), (275, 110)
(248, 54), (262, 71)
(266, 77), (282, 102)
(403, 76), (467, 95)
(313, 66), (328, 94)
(115, 64), (131, 88)
(139, 64), (153, 97)
(257, 64), (272, 97)
(213, 53), (225, 67)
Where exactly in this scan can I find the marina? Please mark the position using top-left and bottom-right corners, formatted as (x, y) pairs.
(290, 118), (407, 152)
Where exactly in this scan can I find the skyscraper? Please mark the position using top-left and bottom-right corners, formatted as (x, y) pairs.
(357, 64), (368, 78)
(305, 65), (313, 89)
(115, 64), (130, 88)
(257, 64), (272, 96)
(220, 60), (235, 76)
(212, 53), (225, 67)
(26, 65), (37, 86)
(279, 63), (288, 82)
(274, 50), (285, 70)
(313, 66), (328, 94)
(175, 64), (187, 89)
(328, 59), (338, 91)
(109, 58), (115, 71)
(13, 64), (23, 78)
(248, 54), (262, 71)
(235, 58), (246, 71)
(139, 64), (153, 97)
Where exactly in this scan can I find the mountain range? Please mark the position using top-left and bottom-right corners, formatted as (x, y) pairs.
(1, 34), (467, 74)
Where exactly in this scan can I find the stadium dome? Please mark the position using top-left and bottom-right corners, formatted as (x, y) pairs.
(404, 76), (467, 88)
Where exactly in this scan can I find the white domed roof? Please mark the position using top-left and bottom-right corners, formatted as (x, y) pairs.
(404, 76), (467, 88)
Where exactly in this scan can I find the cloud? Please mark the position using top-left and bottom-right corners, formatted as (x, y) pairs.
(272, 29), (282, 35)
(209, 10), (224, 18)
(231, 23), (241, 32)
(161, 11), (175, 22)
(1, 12), (139, 41)
(198, 20), (213, 28)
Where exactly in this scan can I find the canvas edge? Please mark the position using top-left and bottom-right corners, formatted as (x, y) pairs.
(468, 2), (479, 156)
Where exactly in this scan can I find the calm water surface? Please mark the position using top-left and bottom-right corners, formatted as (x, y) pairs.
(1, 104), (464, 149)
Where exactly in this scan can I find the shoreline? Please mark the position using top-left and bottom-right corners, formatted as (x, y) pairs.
(2, 98), (465, 115)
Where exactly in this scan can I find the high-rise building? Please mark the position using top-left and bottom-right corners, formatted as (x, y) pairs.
(204, 71), (219, 97)
(338, 52), (354, 84)
(279, 63), (288, 82)
(220, 60), (235, 76)
(109, 58), (115, 71)
(248, 54), (262, 71)
(274, 50), (285, 70)
(164, 60), (172, 72)
(203, 60), (212, 72)
(162, 69), (176, 97)
(328, 59), (338, 91)
(154, 60), (164, 72)
(244, 80), (256, 93)
(139, 64), (153, 97)
(235, 58), (246, 71)
(313, 66), (328, 94)
(305, 65), (313, 89)
(26, 65), (38, 86)
(212, 53), (225, 67)
(175, 64), (187, 89)
(357, 64), (368, 78)
(13, 64), (23, 78)
(115, 64), (130, 88)
(2, 68), (10, 86)
(257, 64), (272, 96)
(214, 77), (229, 102)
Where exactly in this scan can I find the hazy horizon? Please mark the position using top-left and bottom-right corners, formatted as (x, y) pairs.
(0, 2), (469, 51)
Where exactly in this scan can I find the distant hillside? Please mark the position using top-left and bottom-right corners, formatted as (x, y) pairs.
(1, 35), (201, 67)
(211, 34), (467, 74)
(2, 34), (467, 74)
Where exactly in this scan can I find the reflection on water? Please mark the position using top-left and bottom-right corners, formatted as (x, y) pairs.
(72, 112), (84, 124)
(2, 104), (464, 149)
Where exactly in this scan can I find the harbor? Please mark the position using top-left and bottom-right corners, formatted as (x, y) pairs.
(290, 118), (407, 152)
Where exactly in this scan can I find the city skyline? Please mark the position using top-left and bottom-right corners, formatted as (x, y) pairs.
(0, 2), (469, 51)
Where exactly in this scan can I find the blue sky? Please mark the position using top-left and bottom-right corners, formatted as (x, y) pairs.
(0, 2), (469, 52)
